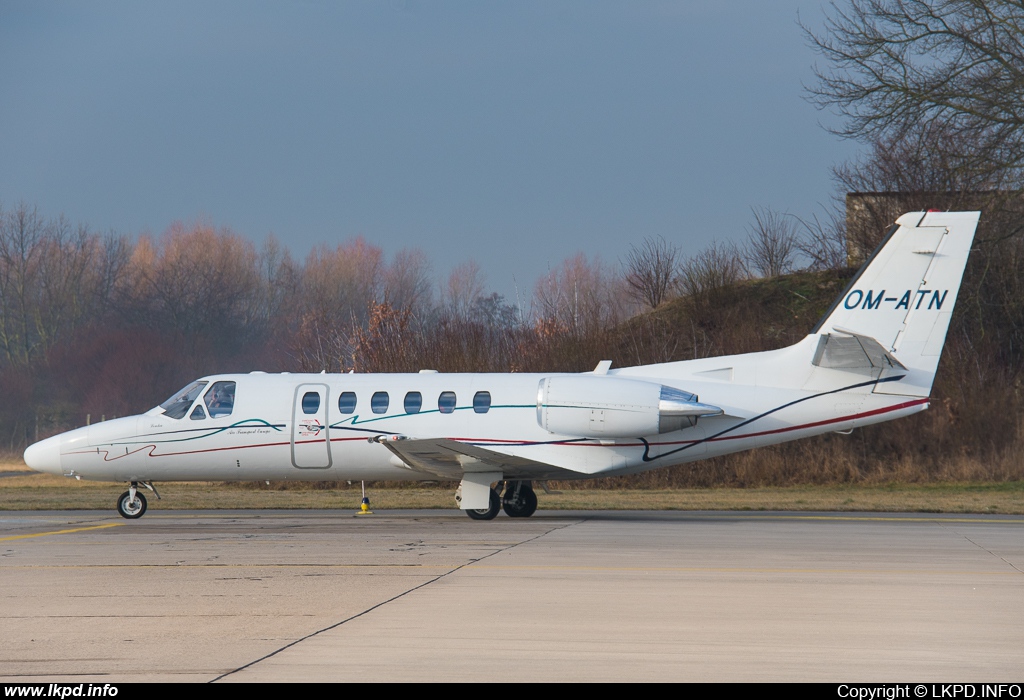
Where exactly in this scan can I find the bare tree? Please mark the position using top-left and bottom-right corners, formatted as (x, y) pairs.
(834, 123), (1022, 260)
(301, 236), (384, 327)
(286, 237), (385, 371)
(442, 260), (486, 320)
(384, 248), (432, 315)
(256, 233), (299, 323)
(0, 203), (129, 366)
(127, 222), (262, 342)
(0, 203), (47, 365)
(678, 242), (745, 298)
(793, 205), (848, 271)
(622, 236), (680, 309)
(534, 254), (627, 337)
(805, 0), (1024, 185)
(743, 206), (799, 278)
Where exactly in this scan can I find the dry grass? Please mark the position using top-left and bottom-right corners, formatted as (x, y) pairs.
(2, 468), (1022, 514)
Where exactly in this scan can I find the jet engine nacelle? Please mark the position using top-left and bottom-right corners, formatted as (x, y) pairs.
(536, 376), (722, 439)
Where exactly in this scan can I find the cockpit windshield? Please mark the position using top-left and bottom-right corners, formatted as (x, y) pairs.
(160, 381), (208, 420)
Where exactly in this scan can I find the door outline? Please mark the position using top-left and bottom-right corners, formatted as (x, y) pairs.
(291, 383), (332, 469)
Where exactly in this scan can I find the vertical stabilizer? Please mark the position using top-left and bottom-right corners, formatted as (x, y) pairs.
(814, 211), (979, 397)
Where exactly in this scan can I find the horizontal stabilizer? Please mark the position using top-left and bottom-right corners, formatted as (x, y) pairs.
(812, 327), (906, 372)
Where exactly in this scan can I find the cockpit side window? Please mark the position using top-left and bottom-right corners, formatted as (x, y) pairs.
(204, 381), (237, 418)
(190, 405), (206, 420)
(161, 381), (208, 420)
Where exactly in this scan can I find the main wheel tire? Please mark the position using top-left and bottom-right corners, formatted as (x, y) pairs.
(503, 485), (538, 518)
(466, 489), (500, 520)
(117, 490), (147, 519)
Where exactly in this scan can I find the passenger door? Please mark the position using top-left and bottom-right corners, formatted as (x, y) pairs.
(291, 383), (332, 469)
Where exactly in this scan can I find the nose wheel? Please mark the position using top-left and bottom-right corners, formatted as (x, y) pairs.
(117, 483), (148, 519)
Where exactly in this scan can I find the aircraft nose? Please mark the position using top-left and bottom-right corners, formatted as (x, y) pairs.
(24, 434), (62, 475)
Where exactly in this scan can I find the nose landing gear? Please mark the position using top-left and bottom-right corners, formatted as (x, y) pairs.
(116, 481), (159, 519)
(117, 484), (147, 519)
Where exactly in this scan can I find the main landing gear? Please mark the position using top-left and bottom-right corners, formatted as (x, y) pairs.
(465, 488), (501, 521)
(464, 480), (538, 521)
(116, 481), (160, 519)
(502, 480), (538, 518)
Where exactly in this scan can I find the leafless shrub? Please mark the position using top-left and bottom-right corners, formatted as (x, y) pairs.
(622, 236), (680, 309)
(742, 206), (799, 278)
(678, 242), (745, 298)
(793, 205), (848, 271)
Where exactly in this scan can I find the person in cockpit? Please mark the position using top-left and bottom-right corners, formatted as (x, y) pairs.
(205, 381), (236, 418)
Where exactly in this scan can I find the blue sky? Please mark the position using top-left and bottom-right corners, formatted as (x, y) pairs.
(0, 1), (858, 298)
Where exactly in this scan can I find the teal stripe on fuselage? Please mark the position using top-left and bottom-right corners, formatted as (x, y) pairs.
(329, 403), (535, 427)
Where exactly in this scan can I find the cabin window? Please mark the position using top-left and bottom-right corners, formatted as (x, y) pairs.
(301, 391), (321, 415)
(473, 391), (491, 414)
(190, 405), (206, 420)
(404, 391), (422, 414)
(438, 391), (457, 414)
(338, 392), (357, 414)
(371, 391), (389, 414)
(160, 380), (208, 420)
(204, 381), (236, 418)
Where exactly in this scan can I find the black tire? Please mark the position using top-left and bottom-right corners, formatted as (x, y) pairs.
(466, 489), (500, 521)
(117, 490), (147, 519)
(503, 484), (538, 518)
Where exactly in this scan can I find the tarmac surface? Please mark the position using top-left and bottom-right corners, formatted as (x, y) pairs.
(1, 508), (1023, 682)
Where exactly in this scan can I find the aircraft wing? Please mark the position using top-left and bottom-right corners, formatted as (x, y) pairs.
(375, 437), (572, 480)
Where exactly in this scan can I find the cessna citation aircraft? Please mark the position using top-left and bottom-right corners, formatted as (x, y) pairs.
(24, 211), (979, 520)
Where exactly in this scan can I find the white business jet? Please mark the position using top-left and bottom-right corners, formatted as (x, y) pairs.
(24, 211), (979, 520)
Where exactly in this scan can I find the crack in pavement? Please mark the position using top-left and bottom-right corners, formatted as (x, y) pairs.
(209, 517), (588, 682)
(937, 521), (1024, 575)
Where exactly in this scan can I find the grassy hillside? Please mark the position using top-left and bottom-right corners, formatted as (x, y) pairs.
(595, 266), (1024, 488)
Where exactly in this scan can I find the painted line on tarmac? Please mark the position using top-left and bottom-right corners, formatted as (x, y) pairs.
(76, 511), (1024, 524)
(0, 522), (124, 542)
(5, 512), (1023, 525)
(2, 562), (1017, 576)
(753, 514), (1024, 524)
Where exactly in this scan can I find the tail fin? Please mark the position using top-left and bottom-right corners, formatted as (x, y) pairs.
(813, 211), (980, 397)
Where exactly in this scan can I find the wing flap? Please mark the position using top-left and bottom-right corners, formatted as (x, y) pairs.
(376, 437), (570, 480)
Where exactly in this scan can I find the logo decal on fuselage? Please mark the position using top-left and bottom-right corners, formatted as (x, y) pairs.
(298, 419), (325, 437)
(844, 289), (948, 311)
